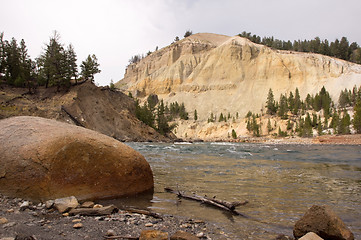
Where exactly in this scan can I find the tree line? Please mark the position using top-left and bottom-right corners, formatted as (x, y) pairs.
(257, 86), (361, 137)
(238, 31), (361, 64)
(0, 31), (101, 92)
(134, 94), (189, 135)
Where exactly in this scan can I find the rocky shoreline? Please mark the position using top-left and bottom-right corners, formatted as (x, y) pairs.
(0, 194), (234, 240)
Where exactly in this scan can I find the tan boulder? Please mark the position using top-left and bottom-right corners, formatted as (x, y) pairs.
(0, 116), (153, 201)
(294, 205), (354, 240)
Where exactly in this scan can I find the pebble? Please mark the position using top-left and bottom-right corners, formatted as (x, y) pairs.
(19, 201), (30, 211)
(0, 217), (9, 224)
(62, 213), (69, 217)
(73, 223), (83, 229)
(145, 222), (153, 227)
(81, 201), (95, 208)
(196, 232), (204, 238)
(106, 229), (116, 236)
(93, 204), (103, 208)
(72, 219), (82, 223)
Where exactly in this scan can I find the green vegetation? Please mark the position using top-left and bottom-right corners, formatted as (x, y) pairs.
(135, 96), (189, 135)
(253, 85), (361, 138)
(0, 31), (100, 91)
(231, 129), (237, 139)
(239, 31), (361, 64)
(184, 30), (193, 38)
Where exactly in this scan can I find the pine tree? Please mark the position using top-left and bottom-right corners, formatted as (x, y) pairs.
(218, 113), (224, 122)
(267, 119), (272, 133)
(80, 54), (101, 83)
(194, 109), (198, 121)
(353, 100), (361, 133)
(231, 129), (237, 139)
(66, 44), (78, 84)
(266, 88), (277, 115)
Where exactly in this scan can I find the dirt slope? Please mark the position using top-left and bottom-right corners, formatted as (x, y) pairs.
(0, 82), (170, 142)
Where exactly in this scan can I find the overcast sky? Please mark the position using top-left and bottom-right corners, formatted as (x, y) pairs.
(1, 0), (360, 86)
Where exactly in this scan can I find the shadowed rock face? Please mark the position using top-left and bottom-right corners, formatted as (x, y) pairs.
(0, 116), (154, 201)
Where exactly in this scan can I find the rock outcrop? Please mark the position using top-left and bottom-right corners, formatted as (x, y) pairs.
(0, 116), (154, 201)
(294, 205), (354, 240)
(117, 33), (361, 121)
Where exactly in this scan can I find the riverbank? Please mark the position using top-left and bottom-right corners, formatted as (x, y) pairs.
(189, 134), (361, 145)
(0, 194), (238, 240)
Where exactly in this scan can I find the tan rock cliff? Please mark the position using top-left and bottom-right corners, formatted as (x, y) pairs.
(117, 33), (361, 123)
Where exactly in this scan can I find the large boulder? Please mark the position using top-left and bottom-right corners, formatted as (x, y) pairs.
(0, 116), (154, 201)
(293, 205), (354, 240)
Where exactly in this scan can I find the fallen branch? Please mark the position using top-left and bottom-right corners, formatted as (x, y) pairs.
(165, 187), (248, 216)
(124, 207), (163, 219)
(69, 205), (118, 216)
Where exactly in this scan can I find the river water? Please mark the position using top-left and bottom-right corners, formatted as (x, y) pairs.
(120, 142), (361, 239)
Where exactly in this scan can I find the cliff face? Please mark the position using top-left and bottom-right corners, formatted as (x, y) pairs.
(117, 33), (361, 121)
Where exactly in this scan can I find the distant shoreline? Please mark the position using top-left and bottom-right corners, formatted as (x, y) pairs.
(180, 134), (361, 145)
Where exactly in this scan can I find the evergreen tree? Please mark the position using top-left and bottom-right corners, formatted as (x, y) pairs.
(194, 109), (198, 121)
(317, 118), (323, 135)
(294, 88), (301, 114)
(338, 109), (351, 134)
(218, 113), (224, 122)
(65, 44), (78, 84)
(37, 31), (71, 90)
(267, 119), (273, 133)
(266, 88), (277, 115)
(353, 100), (361, 133)
(184, 30), (193, 38)
(231, 129), (237, 139)
(331, 111), (339, 133)
(80, 54), (101, 83)
(278, 93), (288, 119)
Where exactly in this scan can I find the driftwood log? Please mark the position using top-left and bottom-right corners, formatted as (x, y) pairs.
(69, 205), (118, 216)
(123, 207), (163, 219)
(165, 187), (248, 216)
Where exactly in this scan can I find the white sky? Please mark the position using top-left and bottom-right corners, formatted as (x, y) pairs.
(1, 0), (360, 86)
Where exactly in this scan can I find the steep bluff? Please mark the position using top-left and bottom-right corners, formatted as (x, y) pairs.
(117, 33), (361, 122)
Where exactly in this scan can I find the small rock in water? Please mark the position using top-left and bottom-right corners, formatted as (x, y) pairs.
(73, 223), (83, 229)
(106, 229), (116, 237)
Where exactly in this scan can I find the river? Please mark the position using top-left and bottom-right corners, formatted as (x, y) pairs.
(116, 142), (361, 239)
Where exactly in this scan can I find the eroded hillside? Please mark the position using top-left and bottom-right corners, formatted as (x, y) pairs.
(0, 82), (170, 142)
(117, 33), (361, 122)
